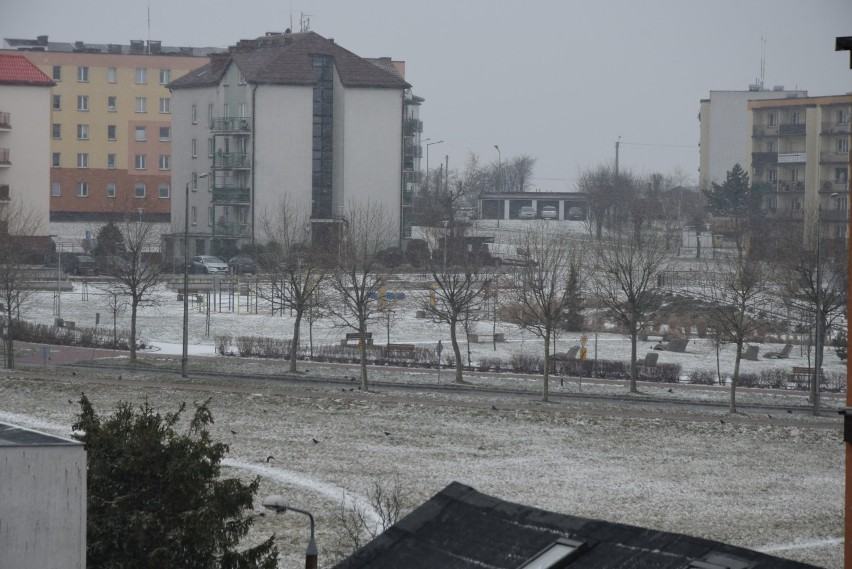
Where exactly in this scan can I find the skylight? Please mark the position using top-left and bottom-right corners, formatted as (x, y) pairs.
(518, 538), (585, 569)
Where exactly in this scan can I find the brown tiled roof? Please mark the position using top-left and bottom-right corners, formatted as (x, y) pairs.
(0, 54), (54, 86)
(169, 31), (409, 90)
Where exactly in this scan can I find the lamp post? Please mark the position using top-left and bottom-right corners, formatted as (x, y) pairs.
(262, 495), (318, 569)
(494, 145), (502, 225)
(813, 191), (838, 416)
(182, 172), (208, 378)
(426, 140), (443, 190)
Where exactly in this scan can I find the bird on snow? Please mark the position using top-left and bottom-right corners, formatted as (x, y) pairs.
(230, 430), (238, 435)
(787, 409), (793, 414)
(118, 375), (122, 381)
(384, 431), (391, 436)
(312, 438), (319, 444)
(667, 388), (674, 393)
(491, 404), (498, 411)
(720, 419), (726, 424)
(266, 455), (275, 463)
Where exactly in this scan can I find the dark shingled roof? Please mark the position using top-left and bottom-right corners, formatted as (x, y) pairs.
(333, 482), (820, 569)
(0, 423), (80, 447)
(169, 31), (409, 90)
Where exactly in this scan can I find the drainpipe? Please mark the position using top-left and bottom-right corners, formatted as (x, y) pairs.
(251, 83), (257, 247)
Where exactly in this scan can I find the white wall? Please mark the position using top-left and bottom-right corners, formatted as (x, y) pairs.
(0, 441), (86, 569)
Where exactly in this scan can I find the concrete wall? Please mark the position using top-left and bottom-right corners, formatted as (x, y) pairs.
(0, 441), (86, 569)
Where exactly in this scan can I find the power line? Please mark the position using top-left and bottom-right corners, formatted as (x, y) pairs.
(618, 141), (697, 149)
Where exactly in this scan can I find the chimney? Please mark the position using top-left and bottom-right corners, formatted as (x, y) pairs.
(37, 35), (48, 46)
(209, 52), (229, 74)
(74, 41), (85, 51)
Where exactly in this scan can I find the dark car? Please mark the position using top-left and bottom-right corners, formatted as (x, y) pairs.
(228, 255), (258, 275)
(60, 254), (96, 276)
(190, 256), (229, 274)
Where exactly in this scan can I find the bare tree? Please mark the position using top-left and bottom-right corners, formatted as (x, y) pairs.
(501, 155), (537, 193)
(259, 198), (328, 373)
(706, 256), (774, 413)
(575, 164), (633, 240)
(0, 200), (44, 369)
(423, 262), (491, 384)
(590, 231), (672, 393)
(327, 202), (397, 391)
(504, 229), (585, 401)
(106, 216), (168, 362)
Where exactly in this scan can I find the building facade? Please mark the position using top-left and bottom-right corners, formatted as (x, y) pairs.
(1, 36), (217, 242)
(698, 86), (807, 192)
(748, 94), (851, 249)
(166, 31), (416, 261)
(0, 54), (54, 234)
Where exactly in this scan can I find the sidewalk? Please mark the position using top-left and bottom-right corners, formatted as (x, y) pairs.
(9, 342), (130, 367)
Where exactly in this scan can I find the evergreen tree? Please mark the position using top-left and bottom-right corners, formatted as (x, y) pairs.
(93, 222), (126, 257)
(702, 164), (762, 257)
(72, 395), (277, 569)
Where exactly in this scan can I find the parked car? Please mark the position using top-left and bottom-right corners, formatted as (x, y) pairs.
(518, 206), (536, 219)
(567, 206), (586, 221)
(190, 256), (229, 274)
(540, 206), (558, 220)
(228, 255), (258, 275)
(479, 243), (532, 266)
(60, 254), (96, 276)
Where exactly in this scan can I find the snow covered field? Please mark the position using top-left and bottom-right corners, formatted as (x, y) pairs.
(1, 280), (845, 568)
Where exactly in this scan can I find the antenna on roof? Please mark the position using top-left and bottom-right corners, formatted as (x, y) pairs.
(759, 33), (766, 90)
(300, 12), (311, 32)
(289, 0), (293, 34)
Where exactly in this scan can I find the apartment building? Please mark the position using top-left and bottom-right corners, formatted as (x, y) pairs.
(698, 85), (807, 192)
(749, 94), (852, 249)
(166, 30), (419, 261)
(0, 54), (53, 234)
(1, 36), (218, 240)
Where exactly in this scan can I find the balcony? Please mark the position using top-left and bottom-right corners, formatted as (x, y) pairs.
(0, 148), (9, 166)
(212, 186), (251, 204)
(775, 181), (805, 193)
(212, 152), (251, 169)
(821, 179), (849, 193)
(0, 184), (9, 200)
(404, 118), (423, 136)
(777, 152), (806, 164)
(820, 151), (850, 164)
(818, 209), (848, 222)
(779, 123), (806, 136)
(769, 209), (805, 221)
(404, 143), (423, 158)
(751, 152), (777, 167)
(214, 222), (250, 237)
(209, 116), (252, 133)
(821, 121), (851, 135)
(753, 124), (779, 137)
(0, 112), (9, 130)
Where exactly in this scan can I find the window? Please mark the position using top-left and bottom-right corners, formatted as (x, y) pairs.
(77, 66), (89, 82)
(159, 126), (171, 141)
(51, 182), (61, 197)
(52, 94), (61, 110)
(159, 97), (170, 114)
(767, 139), (777, 153)
(135, 97), (147, 113)
(191, 104), (198, 124)
(52, 153), (60, 167)
(208, 207), (214, 225)
(837, 168), (848, 184)
(791, 111), (801, 125)
(77, 95), (89, 111)
(134, 183), (146, 198)
(77, 181), (89, 197)
(159, 155), (170, 170)
(77, 124), (89, 140)
(134, 154), (147, 170)
(223, 103), (230, 118)
(135, 68), (147, 84)
(159, 68), (171, 84)
(791, 168), (799, 182)
(52, 123), (61, 139)
(208, 103), (214, 123)
(208, 138), (214, 158)
(107, 67), (116, 83)
(52, 65), (61, 80)
(768, 112), (778, 127)
(238, 71), (246, 85)
(107, 125), (117, 140)
(135, 126), (147, 141)
(107, 182), (116, 198)
(768, 168), (777, 182)
(191, 138), (197, 158)
(159, 184), (170, 198)
(838, 109), (850, 125)
(518, 539), (585, 569)
(107, 154), (116, 169)
(839, 138), (849, 153)
(191, 206), (197, 225)
(238, 102), (247, 117)
(192, 172), (199, 190)
(107, 96), (116, 112)
(77, 153), (89, 168)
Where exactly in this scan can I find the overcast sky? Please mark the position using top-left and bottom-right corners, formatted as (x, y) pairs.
(4, 0), (852, 190)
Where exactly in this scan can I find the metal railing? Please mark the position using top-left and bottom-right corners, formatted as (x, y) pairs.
(209, 116), (252, 133)
(0, 112), (10, 129)
(212, 152), (251, 169)
(212, 187), (251, 204)
(0, 148), (9, 165)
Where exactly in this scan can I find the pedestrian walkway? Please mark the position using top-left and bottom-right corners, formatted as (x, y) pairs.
(10, 342), (129, 367)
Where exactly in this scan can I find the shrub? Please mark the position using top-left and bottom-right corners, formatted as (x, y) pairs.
(235, 336), (256, 357)
(687, 370), (717, 385)
(214, 335), (232, 356)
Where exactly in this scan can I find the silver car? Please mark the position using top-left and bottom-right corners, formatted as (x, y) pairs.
(190, 255), (229, 274)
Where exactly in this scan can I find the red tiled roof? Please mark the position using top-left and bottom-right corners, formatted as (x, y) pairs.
(0, 54), (55, 86)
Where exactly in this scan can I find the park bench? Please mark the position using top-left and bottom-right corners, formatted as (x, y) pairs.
(466, 333), (505, 343)
(383, 344), (416, 359)
(764, 344), (793, 359)
(790, 366), (824, 390)
(743, 345), (760, 361)
(644, 352), (659, 367)
(341, 332), (373, 347)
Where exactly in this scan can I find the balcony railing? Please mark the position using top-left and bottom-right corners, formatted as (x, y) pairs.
(404, 118), (423, 136)
(214, 222), (250, 237)
(753, 124), (779, 137)
(751, 152), (777, 166)
(779, 123), (806, 136)
(212, 187), (251, 204)
(212, 152), (251, 169)
(209, 117), (252, 133)
(819, 209), (848, 222)
(775, 181), (805, 193)
(821, 180), (849, 193)
(404, 143), (423, 158)
(0, 184), (9, 200)
(0, 112), (10, 129)
(769, 209), (805, 221)
(0, 148), (9, 166)
(821, 121), (851, 135)
(820, 151), (850, 164)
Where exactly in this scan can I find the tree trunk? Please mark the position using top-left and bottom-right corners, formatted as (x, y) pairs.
(290, 310), (302, 373)
(629, 329), (639, 393)
(450, 319), (464, 383)
(542, 330), (551, 402)
(129, 301), (138, 362)
(4, 308), (12, 369)
(731, 342), (743, 414)
(359, 325), (369, 391)
(695, 229), (702, 259)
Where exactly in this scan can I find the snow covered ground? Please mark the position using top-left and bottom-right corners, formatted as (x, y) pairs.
(2, 279), (846, 568)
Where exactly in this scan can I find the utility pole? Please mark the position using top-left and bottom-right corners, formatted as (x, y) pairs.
(614, 136), (621, 176)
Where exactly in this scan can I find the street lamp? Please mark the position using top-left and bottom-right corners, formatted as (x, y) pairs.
(262, 495), (318, 569)
(426, 140), (444, 190)
(494, 145), (502, 225)
(182, 172), (208, 378)
(813, 191), (839, 415)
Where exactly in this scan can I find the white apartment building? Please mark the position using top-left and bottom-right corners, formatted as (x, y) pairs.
(698, 86), (807, 192)
(167, 31), (417, 261)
